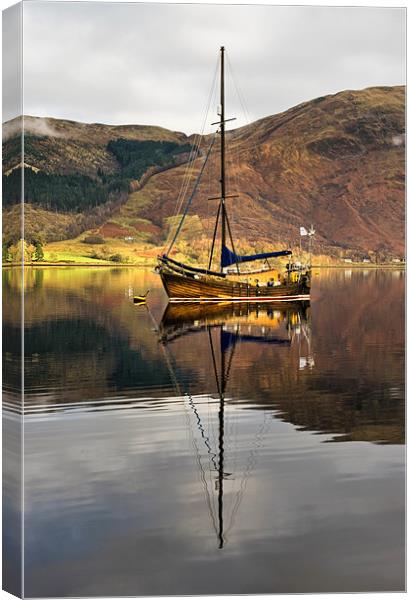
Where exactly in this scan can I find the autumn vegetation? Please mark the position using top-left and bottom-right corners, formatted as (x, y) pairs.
(2, 85), (405, 266)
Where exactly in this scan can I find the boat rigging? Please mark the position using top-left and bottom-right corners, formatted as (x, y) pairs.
(157, 47), (311, 302)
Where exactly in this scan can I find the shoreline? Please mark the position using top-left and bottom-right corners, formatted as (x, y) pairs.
(2, 262), (406, 269)
(2, 262), (143, 268)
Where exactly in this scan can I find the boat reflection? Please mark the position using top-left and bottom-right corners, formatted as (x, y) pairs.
(157, 301), (312, 548)
(159, 301), (314, 374)
(160, 300), (310, 342)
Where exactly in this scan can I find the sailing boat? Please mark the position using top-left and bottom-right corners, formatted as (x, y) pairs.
(157, 47), (311, 302)
(157, 300), (311, 548)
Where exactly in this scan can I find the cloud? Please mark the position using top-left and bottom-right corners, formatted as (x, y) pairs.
(3, 115), (63, 141)
(18, 3), (406, 134)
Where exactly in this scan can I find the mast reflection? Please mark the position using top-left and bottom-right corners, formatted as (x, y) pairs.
(158, 301), (311, 548)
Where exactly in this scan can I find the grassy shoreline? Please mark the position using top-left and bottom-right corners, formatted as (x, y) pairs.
(2, 261), (143, 268)
(2, 261), (405, 269)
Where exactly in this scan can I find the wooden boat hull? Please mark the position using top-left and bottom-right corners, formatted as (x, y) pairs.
(159, 266), (310, 302)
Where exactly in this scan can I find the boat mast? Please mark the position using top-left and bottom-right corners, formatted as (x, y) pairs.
(217, 331), (225, 548)
(208, 46), (239, 273)
(220, 46), (227, 268)
(208, 325), (226, 548)
(218, 45), (228, 528)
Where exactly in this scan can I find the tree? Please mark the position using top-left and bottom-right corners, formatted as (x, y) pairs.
(33, 240), (44, 261)
(82, 235), (106, 245)
(110, 253), (123, 263)
(374, 243), (388, 264)
(8, 239), (33, 263)
(2, 242), (12, 262)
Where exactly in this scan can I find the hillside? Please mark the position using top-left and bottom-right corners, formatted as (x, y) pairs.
(2, 86), (405, 263)
(2, 115), (189, 175)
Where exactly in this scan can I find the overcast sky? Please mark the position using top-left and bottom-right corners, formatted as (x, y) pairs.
(8, 2), (407, 133)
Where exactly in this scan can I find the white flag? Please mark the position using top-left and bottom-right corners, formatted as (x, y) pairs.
(300, 226), (308, 236)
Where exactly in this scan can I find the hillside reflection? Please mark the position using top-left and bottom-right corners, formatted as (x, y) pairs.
(3, 266), (405, 443)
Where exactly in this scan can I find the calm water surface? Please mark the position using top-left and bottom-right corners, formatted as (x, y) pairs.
(3, 267), (405, 596)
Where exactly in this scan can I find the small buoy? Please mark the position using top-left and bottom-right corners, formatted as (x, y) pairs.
(133, 290), (149, 304)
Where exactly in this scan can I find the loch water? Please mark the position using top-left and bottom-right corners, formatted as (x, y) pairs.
(3, 267), (405, 596)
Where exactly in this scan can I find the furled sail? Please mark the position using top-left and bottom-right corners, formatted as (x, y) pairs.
(221, 245), (292, 269)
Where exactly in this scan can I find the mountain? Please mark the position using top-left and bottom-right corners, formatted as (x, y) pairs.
(2, 85), (405, 262)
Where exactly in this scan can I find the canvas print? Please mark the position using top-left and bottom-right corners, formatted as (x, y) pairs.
(2, 1), (405, 597)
